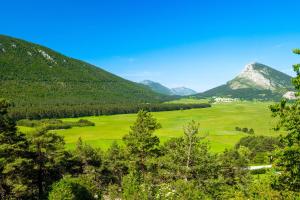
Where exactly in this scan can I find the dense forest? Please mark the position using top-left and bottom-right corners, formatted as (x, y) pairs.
(8, 103), (211, 120)
(0, 35), (191, 119)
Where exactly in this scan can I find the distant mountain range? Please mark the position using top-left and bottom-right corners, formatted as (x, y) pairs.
(196, 62), (295, 100)
(140, 80), (197, 96)
(0, 35), (170, 110)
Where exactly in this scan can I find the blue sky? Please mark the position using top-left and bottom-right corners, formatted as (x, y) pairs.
(1, 0), (300, 91)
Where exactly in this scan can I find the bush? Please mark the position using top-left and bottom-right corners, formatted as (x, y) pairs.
(235, 126), (255, 134)
(75, 119), (95, 127)
(249, 128), (255, 134)
(48, 177), (94, 200)
(235, 127), (241, 131)
(235, 136), (282, 164)
(17, 118), (95, 130)
(242, 127), (249, 133)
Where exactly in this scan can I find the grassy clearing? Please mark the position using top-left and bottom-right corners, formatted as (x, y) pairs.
(18, 101), (282, 152)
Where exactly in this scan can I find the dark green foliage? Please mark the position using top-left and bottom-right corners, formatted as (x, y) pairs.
(0, 99), (32, 199)
(235, 126), (255, 134)
(74, 138), (102, 168)
(236, 136), (282, 154)
(270, 49), (300, 192)
(235, 126), (241, 131)
(123, 110), (161, 176)
(48, 177), (94, 200)
(249, 128), (254, 134)
(219, 146), (251, 186)
(242, 127), (248, 133)
(77, 119), (95, 126)
(10, 102), (210, 120)
(103, 142), (128, 186)
(0, 34), (185, 119)
(28, 128), (68, 199)
(17, 118), (95, 130)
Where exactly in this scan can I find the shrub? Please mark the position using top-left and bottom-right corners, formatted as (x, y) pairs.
(235, 136), (282, 164)
(235, 127), (241, 131)
(242, 127), (249, 133)
(249, 128), (255, 134)
(48, 177), (94, 200)
(76, 119), (95, 127)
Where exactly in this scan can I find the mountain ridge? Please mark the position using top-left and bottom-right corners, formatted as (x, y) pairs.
(140, 80), (197, 96)
(0, 34), (170, 110)
(196, 62), (294, 100)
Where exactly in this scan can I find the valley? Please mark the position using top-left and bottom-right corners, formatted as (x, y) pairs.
(2, 1), (300, 198)
(18, 101), (282, 152)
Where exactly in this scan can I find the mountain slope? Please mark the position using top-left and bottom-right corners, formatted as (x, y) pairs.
(140, 80), (197, 96)
(0, 35), (168, 109)
(140, 80), (174, 95)
(197, 62), (294, 100)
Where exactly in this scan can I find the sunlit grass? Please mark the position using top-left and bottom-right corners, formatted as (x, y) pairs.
(18, 101), (282, 152)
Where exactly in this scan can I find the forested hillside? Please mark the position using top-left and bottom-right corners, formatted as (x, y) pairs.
(0, 35), (178, 118)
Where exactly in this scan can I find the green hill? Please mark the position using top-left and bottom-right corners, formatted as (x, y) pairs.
(0, 35), (174, 118)
(196, 62), (294, 101)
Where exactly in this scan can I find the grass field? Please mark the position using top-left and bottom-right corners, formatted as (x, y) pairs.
(18, 101), (283, 152)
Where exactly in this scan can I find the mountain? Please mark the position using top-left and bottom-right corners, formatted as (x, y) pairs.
(196, 62), (294, 100)
(140, 80), (174, 95)
(171, 87), (197, 96)
(140, 80), (197, 96)
(0, 35), (170, 115)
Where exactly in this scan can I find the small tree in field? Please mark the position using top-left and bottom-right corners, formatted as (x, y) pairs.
(270, 49), (300, 191)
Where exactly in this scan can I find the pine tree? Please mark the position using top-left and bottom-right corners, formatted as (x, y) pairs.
(28, 128), (67, 198)
(270, 49), (300, 191)
(123, 110), (161, 177)
(0, 99), (32, 199)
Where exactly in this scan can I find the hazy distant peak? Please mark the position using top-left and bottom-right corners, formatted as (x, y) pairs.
(140, 80), (197, 96)
(141, 80), (155, 84)
(171, 87), (197, 96)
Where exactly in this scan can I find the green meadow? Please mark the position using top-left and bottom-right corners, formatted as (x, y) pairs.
(19, 101), (282, 152)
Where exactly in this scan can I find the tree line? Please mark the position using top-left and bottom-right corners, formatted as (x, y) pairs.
(9, 103), (211, 120)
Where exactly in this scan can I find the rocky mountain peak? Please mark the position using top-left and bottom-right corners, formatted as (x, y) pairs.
(231, 62), (273, 90)
(227, 62), (292, 91)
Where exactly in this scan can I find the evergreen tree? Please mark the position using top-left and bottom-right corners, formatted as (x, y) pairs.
(104, 142), (128, 186)
(123, 110), (161, 177)
(158, 121), (216, 186)
(0, 99), (32, 199)
(270, 49), (300, 191)
(28, 128), (67, 199)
